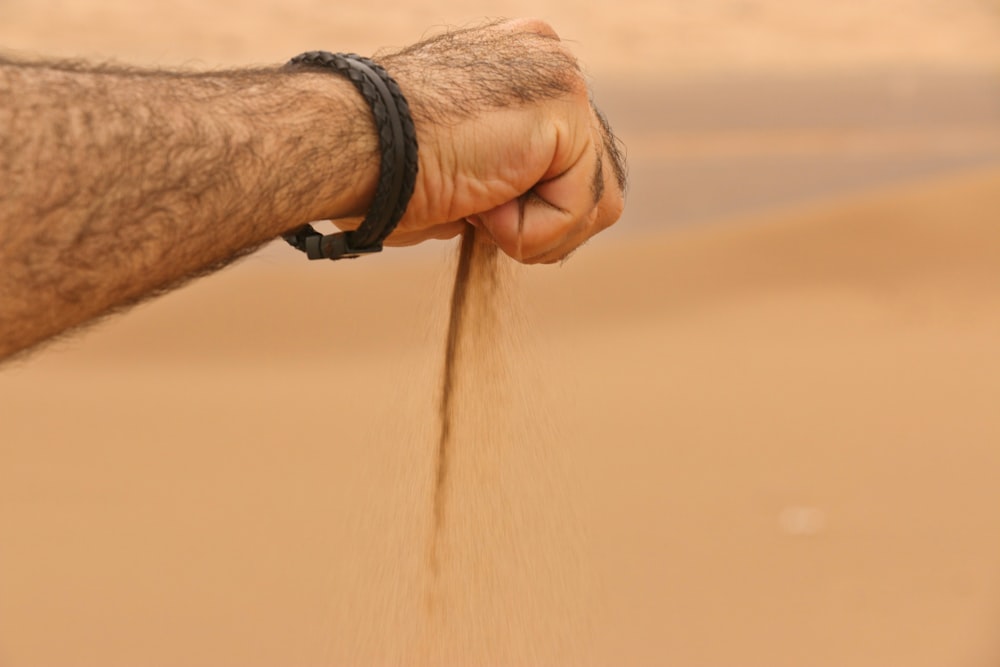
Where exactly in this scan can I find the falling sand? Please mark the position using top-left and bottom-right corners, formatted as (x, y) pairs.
(429, 227), (485, 579)
(418, 225), (595, 665)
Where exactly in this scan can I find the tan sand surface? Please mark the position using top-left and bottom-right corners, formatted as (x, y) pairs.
(2, 1), (1000, 665)
(2, 167), (1000, 665)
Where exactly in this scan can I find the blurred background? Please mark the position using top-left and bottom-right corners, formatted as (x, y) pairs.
(1, 1), (999, 665)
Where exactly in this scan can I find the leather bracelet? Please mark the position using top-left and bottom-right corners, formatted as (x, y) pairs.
(282, 52), (419, 260)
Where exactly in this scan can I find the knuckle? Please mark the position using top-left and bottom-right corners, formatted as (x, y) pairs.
(608, 193), (625, 221)
(597, 193), (625, 232)
(508, 17), (561, 40)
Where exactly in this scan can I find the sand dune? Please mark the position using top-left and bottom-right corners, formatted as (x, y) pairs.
(2, 0), (999, 663)
(2, 167), (1000, 665)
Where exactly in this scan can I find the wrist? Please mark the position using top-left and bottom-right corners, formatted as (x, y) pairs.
(280, 52), (420, 260)
(267, 71), (381, 227)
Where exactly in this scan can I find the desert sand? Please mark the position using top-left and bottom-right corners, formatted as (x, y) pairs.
(2, 1), (1000, 666)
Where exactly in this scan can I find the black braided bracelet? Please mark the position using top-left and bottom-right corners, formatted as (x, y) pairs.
(283, 52), (418, 260)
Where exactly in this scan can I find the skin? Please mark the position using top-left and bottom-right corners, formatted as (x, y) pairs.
(0, 18), (626, 361)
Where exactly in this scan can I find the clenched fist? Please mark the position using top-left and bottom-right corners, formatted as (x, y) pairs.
(372, 19), (627, 263)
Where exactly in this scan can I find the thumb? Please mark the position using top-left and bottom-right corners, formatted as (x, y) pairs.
(475, 135), (602, 263)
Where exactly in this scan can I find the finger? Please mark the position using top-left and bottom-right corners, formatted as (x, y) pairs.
(526, 104), (627, 263)
(524, 132), (623, 263)
(522, 205), (598, 264)
(477, 123), (600, 261)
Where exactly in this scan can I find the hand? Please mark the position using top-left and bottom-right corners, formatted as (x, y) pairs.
(358, 19), (627, 263)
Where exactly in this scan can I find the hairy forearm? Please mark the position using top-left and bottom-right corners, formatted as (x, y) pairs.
(0, 61), (378, 359)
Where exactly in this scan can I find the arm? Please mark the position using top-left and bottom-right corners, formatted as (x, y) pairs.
(0, 19), (626, 361)
(0, 63), (379, 358)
